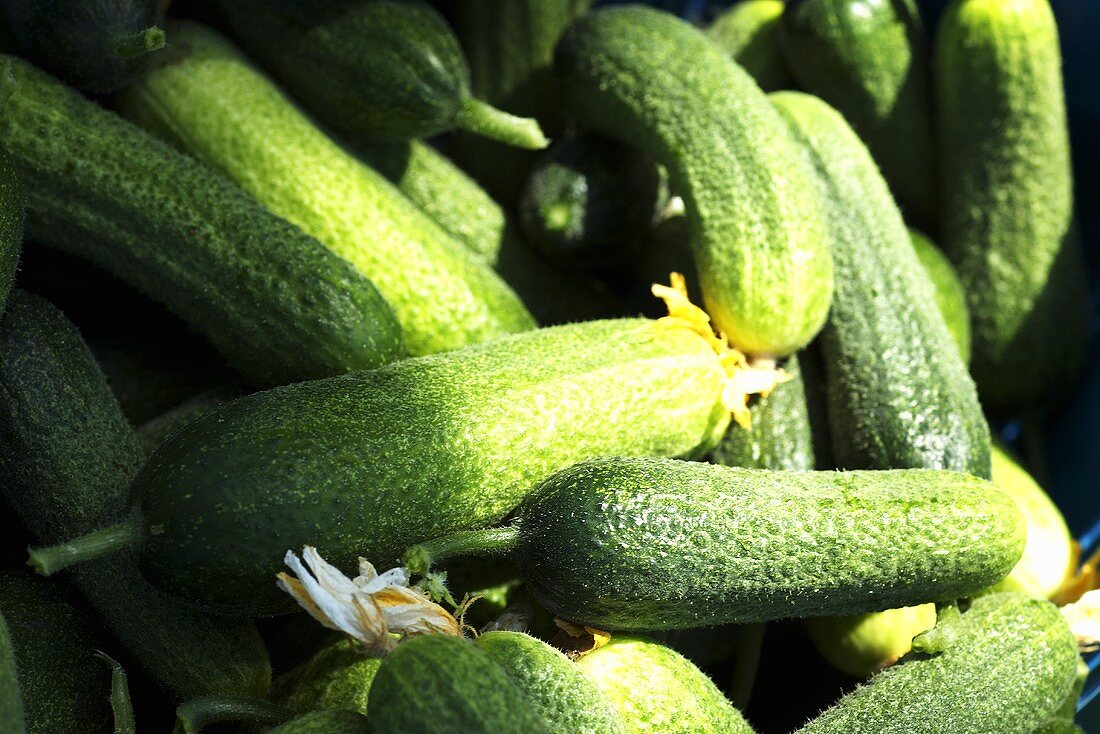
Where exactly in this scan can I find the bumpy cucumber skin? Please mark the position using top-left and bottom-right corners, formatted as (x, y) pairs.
(909, 229), (971, 364)
(123, 22), (534, 357)
(477, 631), (625, 734)
(0, 610), (25, 733)
(707, 0), (792, 92)
(577, 636), (754, 734)
(0, 570), (111, 734)
(277, 639), (381, 716)
(0, 291), (271, 699)
(797, 593), (1081, 733)
(771, 91), (990, 479)
(515, 457), (1024, 630)
(781, 0), (936, 226)
(936, 0), (1088, 414)
(134, 318), (729, 616)
(555, 6), (833, 357)
(0, 55), (403, 386)
(0, 150), (22, 318)
(367, 635), (550, 734)
(269, 710), (369, 734)
(135, 386), (240, 456)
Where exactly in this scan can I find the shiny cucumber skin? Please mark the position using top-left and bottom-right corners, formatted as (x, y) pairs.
(909, 229), (971, 363)
(133, 318), (729, 616)
(781, 0), (936, 227)
(123, 22), (534, 356)
(936, 0), (1088, 414)
(514, 457), (1023, 629)
(268, 710), (369, 734)
(0, 55), (403, 386)
(707, 0), (792, 92)
(771, 91), (990, 478)
(0, 291), (270, 699)
(796, 593), (1081, 733)
(0, 609), (25, 734)
(555, 6), (833, 358)
(0, 149), (22, 319)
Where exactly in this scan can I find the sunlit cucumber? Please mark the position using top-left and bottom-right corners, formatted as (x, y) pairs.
(909, 229), (971, 363)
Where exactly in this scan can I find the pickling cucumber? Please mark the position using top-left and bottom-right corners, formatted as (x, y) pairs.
(805, 604), (937, 679)
(707, 0), (791, 91)
(276, 639), (381, 717)
(909, 229), (971, 363)
(0, 147), (20, 318)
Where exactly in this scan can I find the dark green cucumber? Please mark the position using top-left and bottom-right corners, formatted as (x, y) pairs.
(0, 0), (164, 93)
(477, 631), (624, 734)
(0, 609), (24, 733)
(936, 0), (1089, 413)
(410, 457), (1023, 630)
(206, 0), (544, 149)
(909, 229), (971, 363)
(135, 386), (241, 456)
(269, 710), (370, 734)
(0, 55), (403, 385)
(796, 593), (1081, 733)
(0, 291), (271, 699)
(771, 91), (990, 477)
(707, 0), (792, 92)
(781, 0), (936, 226)
(275, 639), (381, 716)
(0, 146), (21, 318)
(366, 635), (550, 733)
(556, 6), (833, 358)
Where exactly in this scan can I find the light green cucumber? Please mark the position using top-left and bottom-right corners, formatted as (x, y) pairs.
(269, 710), (369, 734)
(936, 0), (1089, 413)
(275, 639), (381, 717)
(707, 0), (791, 91)
(122, 21), (535, 357)
(805, 604), (937, 679)
(0, 609), (25, 733)
(556, 6), (833, 357)
(909, 229), (971, 363)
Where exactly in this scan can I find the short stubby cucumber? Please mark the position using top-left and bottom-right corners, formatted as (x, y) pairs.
(771, 91), (990, 478)
(555, 6), (833, 357)
(707, 0), (792, 92)
(0, 55), (403, 386)
(909, 229), (971, 363)
(936, 0), (1089, 413)
(122, 22), (535, 356)
(0, 148), (22, 319)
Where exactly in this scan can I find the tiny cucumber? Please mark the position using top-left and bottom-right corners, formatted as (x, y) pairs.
(122, 21), (536, 357)
(707, 0), (792, 91)
(268, 710), (370, 734)
(0, 144), (21, 319)
(275, 639), (381, 717)
(555, 6), (833, 358)
(909, 229), (971, 364)
(0, 609), (25, 733)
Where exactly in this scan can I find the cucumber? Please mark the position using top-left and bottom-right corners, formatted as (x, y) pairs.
(0, 147), (20, 318)
(0, 290), (271, 699)
(477, 631), (624, 734)
(576, 635), (754, 734)
(269, 711), (369, 734)
(0, 0), (164, 93)
(771, 91), (990, 478)
(707, 0), (792, 92)
(276, 639), (381, 717)
(936, 0), (1089, 413)
(205, 0), (545, 149)
(805, 604), (937, 679)
(122, 21), (536, 357)
(366, 635), (550, 733)
(0, 55), (403, 386)
(780, 0), (936, 226)
(135, 386), (241, 456)
(909, 229), (971, 363)
(0, 610), (24, 733)
(555, 6), (833, 357)
(407, 457), (1024, 630)
(32, 317), (732, 616)
(796, 593), (1082, 733)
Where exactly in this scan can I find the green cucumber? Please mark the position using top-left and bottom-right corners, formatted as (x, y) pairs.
(556, 6), (833, 358)
(0, 146), (20, 319)
(0, 0), (164, 93)
(771, 91), (990, 477)
(936, 0), (1089, 413)
(477, 631), (624, 734)
(0, 290), (271, 699)
(122, 21), (535, 357)
(805, 604), (937, 678)
(0, 55), (403, 386)
(796, 593), (1082, 733)
(206, 0), (545, 149)
(707, 0), (792, 92)
(781, 0), (936, 226)
(135, 386), (241, 456)
(269, 710), (370, 734)
(276, 639), (381, 717)
(366, 635), (550, 733)
(33, 317), (731, 616)
(0, 609), (25, 733)
(909, 229), (971, 363)
(407, 457), (1024, 630)
(577, 635), (754, 734)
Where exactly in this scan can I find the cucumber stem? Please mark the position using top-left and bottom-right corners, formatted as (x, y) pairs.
(403, 526), (520, 576)
(96, 652), (136, 734)
(113, 26), (168, 60)
(175, 695), (292, 734)
(455, 97), (549, 150)
(27, 522), (138, 576)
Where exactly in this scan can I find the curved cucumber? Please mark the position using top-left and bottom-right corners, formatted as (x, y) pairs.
(0, 148), (21, 319)
(909, 229), (971, 364)
(707, 0), (792, 91)
(555, 6), (833, 357)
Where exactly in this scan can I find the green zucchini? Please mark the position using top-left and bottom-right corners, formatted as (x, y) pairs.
(556, 6), (833, 358)
(0, 290), (271, 699)
(576, 636), (754, 734)
(771, 91), (990, 477)
(796, 593), (1082, 733)
(805, 604), (937, 679)
(781, 0), (936, 226)
(909, 228), (971, 363)
(366, 635), (550, 733)
(0, 146), (20, 318)
(0, 609), (25, 733)
(275, 639), (381, 717)
(407, 457), (1024, 630)
(936, 0), (1089, 413)
(0, 55), (403, 386)
(0, 0), (164, 93)
(269, 711), (370, 734)
(477, 631), (624, 734)
(707, 0), (792, 92)
(122, 21), (535, 357)
(32, 317), (731, 616)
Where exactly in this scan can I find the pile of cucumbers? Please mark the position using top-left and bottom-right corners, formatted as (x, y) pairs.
(0, 0), (1093, 731)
